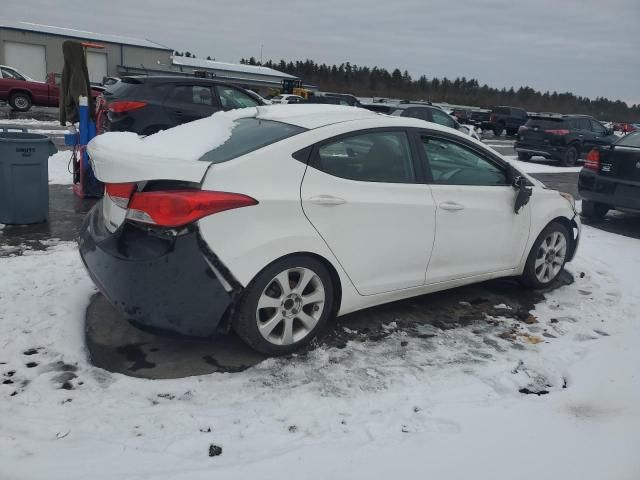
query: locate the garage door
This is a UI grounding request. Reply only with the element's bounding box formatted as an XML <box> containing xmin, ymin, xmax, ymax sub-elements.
<box><xmin>86</xmin><ymin>51</ymin><xmax>108</xmax><ymax>85</ymax></box>
<box><xmin>3</xmin><ymin>42</ymin><xmax>47</xmax><ymax>81</ymax></box>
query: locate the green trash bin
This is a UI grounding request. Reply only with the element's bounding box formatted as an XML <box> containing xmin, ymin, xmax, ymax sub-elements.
<box><xmin>0</xmin><ymin>128</ymin><xmax>57</xmax><ymax>225</ymax></box>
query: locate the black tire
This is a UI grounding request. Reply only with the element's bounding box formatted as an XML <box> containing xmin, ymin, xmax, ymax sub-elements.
<box><xmin>581</xmin><ymin>200</ymin><xmax>609</xmax><ymax>220</ymax></box>
<box><xmin>232</xmin><ymin>255</ymin><xmax>335</xmax><ymax>356</ymax></box>
<box><xmin>517</xmin><ymin>152</ymin><xmax>532</xmax><ymax>161</ymax></box>
<box><xmin>506</xmin><ymin>128</ymin><xmax>517</xmax><ymax>136</ymax></box>
<box><xmin>560</xmin><ymin>145</ymin><xmax>578</xmax><ymax>166</ymax></box>
<box><xmin>9</xmin><ymin>92</ymin><xmax>32</xmax><ymax>112</ymax></box>
<box><xmin>521</xmin><ymin>222</ymin><xmax>571</xmax><ymax>289</ymax></box>
<box><xmin>493</xmin><ymin>124</ymin><xmax>505</xmax><ymax>136</ymax></box>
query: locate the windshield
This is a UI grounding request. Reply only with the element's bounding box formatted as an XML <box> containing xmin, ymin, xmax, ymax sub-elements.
<box><xmin>616</xmin><ymin>131</ymin><xmax>640</xmax><ymax>148</ymax></box>
<box><xmin>1</xmin><ymin>67</ymin><xmax>26</xmax><ymax>81</ymax></box>
<box><xmin>199</xmin><ymin>118</ymin><xmax>306</xmax><ymax>163</ymax></box>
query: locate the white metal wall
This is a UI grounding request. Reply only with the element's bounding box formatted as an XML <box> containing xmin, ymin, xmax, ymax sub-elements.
<box><xmin>3</xmin><ymin>41</ymin><xmax>46</xmax><ymax>81</ymax></box>
<box><xmin>86</xmin><ymin>51</ymin><xmax>108</xmax><ymax>84</ymax></box>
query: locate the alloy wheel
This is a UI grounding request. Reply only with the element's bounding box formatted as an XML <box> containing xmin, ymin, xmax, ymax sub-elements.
<box><xmin>534</xmin><ymin>231</ymin><xmax>567</xmax><ymax>283</ymax></box>
<box><xmin>256</xmin><ymin>267</ymin><xmax>326</xmax><ymax>346</ymax></box>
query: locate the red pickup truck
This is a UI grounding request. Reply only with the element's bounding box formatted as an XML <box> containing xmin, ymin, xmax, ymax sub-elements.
<box><xmin>0</xmin><ymin>65</ymin><xmax>102</xmax><ymax>113</ymax></box>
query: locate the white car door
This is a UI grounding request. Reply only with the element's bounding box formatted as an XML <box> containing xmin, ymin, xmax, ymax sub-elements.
<box><xmin>418</xmin><ymin>133</ymin><xmax>531</xmax><ymax>284</ymax></box>
<box><xmin>301</xmin><ymin>129</ymin><xmax>436</xmax><ymax>296</ymax></box>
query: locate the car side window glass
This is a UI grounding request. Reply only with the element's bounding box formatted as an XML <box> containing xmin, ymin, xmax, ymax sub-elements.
<box><xmin>217</xmin><ymin>86</ymin><xmax>259</xmax><ymax>109</ymax></box>
<box><xmin>590</xmin><ymin>120</ymin><xmax>606</xmax><ymax>135</ymax></box>
<box><xmin>578</xmin><ymin>118</ymin><xmax>592</xmax><ymax>131</ymax></box>
<box><xmin>422</xmin><ymin>136</ymin><xmax>507</xmax><ymax>186</ymax></box>
<box><xmin>167</xmin><ymin>85</ymin><xmax>215</xmax><ymax>106</ymax></box>
<box><xmin>1</xmin><ymin>68</ymin><xmax>23</xmax><ymax>80</ymax></box>
<box><xmin>431</xmin><ymin>109</ymin><xmax>456</xmax><ymax>128</ymax></box>
<box><xmin>317</xmin><ymin>131</ymin><xmax>415</xmax><ymax>183</ymax></box>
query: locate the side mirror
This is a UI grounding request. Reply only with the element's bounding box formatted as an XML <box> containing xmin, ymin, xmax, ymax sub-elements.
<box><xmin>513</xmin><ymin>175</ymin><xmax>532</xmax><ymax>214</ymax></box>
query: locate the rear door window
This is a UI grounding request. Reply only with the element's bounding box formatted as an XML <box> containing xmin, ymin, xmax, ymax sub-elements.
<box><xmin>403</xmin><ymin>107</ymin><xmax>431</xmax><ymax>121</ymax></box>
<box><xmin>167</xmin><ymin>85</ymin><xmax>218</xmax><ymax>106</ymax></box>
<box><xmin>577</xmin><ymin>118</ymin><xmax>592</xmax><ymax>131</ymax></box>
<box><xmin>315</xmin><ymin>131</ymin><xmax>415</xmax><ymax>183</ymax></box>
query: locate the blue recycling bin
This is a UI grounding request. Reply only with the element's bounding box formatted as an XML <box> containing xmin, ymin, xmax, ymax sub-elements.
<box><xmin>0</xmin><ymin>128</ymin><xmax>57</xmax><ymax>224</ymax></box>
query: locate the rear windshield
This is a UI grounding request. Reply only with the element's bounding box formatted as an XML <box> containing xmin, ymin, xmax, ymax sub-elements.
<box><xmin>616</xmin><ymin>131</ymin><xmax>640</xmax><ymax>148</ymax></box>
<box><xmin>470</xmin><ymin>111</ymin><xmax>489</xmax><ymax>119</ymax></box>
<box><xmin>492</xmin><ymin>107</ymin><xmax>509</xmax><ymax>114</ymax></box>
<box><xmin>199</xmin><ymin>118</ymin><xmax>306</xmax><ymax>163</ymax></box>
<box><xmin>104</xmin><ymin>77</ymin><xmax>141</xmax><ymax>96</ymax></box>
<box><xmin>525</xmin><ymin>117</ymin><xmax>567</xmax><ymax>129</ymax></box>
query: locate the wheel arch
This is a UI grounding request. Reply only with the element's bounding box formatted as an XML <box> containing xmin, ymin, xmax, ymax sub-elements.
<box><xmin>9</xmin><ymin>89</ymin><xmax>33</xmax><ymax>101</ymax></box>
<box><xmin>544</xmin><ymin>215</ymin><xmax>579</xmax><ymax>262</ymax></box>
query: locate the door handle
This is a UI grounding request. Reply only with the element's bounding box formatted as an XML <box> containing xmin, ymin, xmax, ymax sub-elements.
<box><xmin>308</xmin><ymin>195</ymin><xmax>346</xmax><ymax>206</ymax></box>
<box><xmin>174</xmin><ymin>110</ymin><xmax>184</xmax><ymax>116</ymax></box>
<box><xmin>439</xmin><ymin>201</ymin><xmax>465</xmax><ymax>211</ymax></box>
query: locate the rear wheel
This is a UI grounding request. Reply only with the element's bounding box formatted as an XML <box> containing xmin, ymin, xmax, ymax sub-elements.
<box><xmin>560</xmin><ymin>145</ymin><xmax>578</xmax><ymax>166</ymax></box>
<box><xmin>493</xmin><ymin>123</ymin><xmax>505</xmax><ymax>136</ymax></box>
<box><xmin>581</xmin><ymin>200</ymin><xmax>609</xmax><ymax>220</ymax></box>
<box><xmin>232</xmin><ymin>256</ymin><xmax>334</xmax><ymax>355</ymax></box>
<box><xmin>521</xmin><ymin>222</ymin><xmax>570</xmax><ymax>289</ymax></box>
<box><xmin>506</xmin><ymin>128</ymin><xmax>517</xmax><ymax>136</ymax></box>
<box><xmin>9</xmin><ymin>92</ymin><xmax>32</xmax><ymax>112</ymax></box>
<box><xmin>517</xmin><ymin>152</ymin><xmax>532</xmax><ymax>161</ymax></box>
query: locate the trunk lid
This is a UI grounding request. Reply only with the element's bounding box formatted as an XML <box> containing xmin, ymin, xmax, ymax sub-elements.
<box><xmin>599</xmin><ymin>145</ymin><xmax>640</xmax><ymax>181</ymax></box>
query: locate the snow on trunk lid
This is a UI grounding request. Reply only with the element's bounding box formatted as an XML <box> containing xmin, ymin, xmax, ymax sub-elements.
<box><xmin>87</xmin><ymin>108</ymin><xmax>256</xmax><ymax>184</ymax></box>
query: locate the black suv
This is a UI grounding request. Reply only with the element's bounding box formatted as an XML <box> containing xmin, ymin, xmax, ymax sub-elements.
<box><xmin>488</xmin><ymin>106</ymin><xmax>528</xmax><ymax>136</ymax></box>
<box><xmin>390</xmin><ymin>102</ymin><xmax>459</xmax><ymax>130</ymax></box>
<box><xmin>515</xmin><ymin>114</ymin><xmax>616</xmax><ymax>166</ymax></box>
<box><xmin>98</xmin><ymin>76</ymin><xmax>264</xmax><ymax>135</ymax></box>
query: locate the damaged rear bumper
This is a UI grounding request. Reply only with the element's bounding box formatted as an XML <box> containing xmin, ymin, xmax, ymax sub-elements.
<box><xmin>78</xmin><ymin>202</ymin><xmax>240</xmax><ymax>337</ymax></box>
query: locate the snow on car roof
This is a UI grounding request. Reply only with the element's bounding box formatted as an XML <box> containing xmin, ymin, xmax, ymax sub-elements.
<box><xmin>255</xmin><ymin>104</ymin><xmax>381</xmax><ymax>129</ymax></box>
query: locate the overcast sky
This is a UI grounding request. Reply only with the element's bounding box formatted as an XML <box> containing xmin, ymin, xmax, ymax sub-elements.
<box><xmin>4</xmin><ymin>0</ymin><xmax>639</xmax><ymax>105</ymax></box>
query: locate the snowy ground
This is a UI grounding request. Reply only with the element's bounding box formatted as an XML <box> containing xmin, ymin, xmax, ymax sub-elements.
<box><xmin>1</xmin><ymin>222</ymin><xmax>639</xmax><ymax>479</ymax></box>
<box><xmin>48</xmin><ymin>151</ymin><xmax>73</xmax><ymax>185</ymax></box>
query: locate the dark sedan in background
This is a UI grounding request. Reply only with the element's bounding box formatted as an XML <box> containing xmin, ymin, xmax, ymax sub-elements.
<box><xmin>579</xmin><ymin>131</ymin><xmax>640</xmax><ymax>219</ymax></box>
<box><xmin>97</xmin><ymin>76</ymin><xmax>263</xmax><ymax>135</ymax></box>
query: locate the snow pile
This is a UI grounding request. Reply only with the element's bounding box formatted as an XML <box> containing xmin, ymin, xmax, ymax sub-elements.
<box><xmin>1</xmin><ymin>224</ymin><xmax>639</xmax><ymax>479</ymax></box>
<box><xmin>48</xmin><ymin>151</ymin><xmax>73</xmax><ymax>185</ymax></box>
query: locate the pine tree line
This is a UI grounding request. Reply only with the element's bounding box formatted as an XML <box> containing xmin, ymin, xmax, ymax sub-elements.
<box><xmin>240</xmin><ymin>57</ymin><xmax>639</xmax><ymax>122</ymax></box>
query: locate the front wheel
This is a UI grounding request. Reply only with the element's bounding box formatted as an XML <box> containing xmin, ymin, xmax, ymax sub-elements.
<box><xmin>232</xmin><ymin>256</ymin><xmax>335</xmax><ymax>355</ymax></box>
<box><xmin>9</xmin><ymin>92</ymin><xmax>32</xmax><ymax>112</ymax></box>
<box><xmin>521</xmin><ymin>222</ymin><xmax>570</xmax><ymax>289</ymax></box>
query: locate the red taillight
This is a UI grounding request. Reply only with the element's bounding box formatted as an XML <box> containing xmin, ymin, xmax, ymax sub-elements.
<box><xmin>105</xmin><ymin>182</ymin><xmax>137</xmax><ymax>208</ymax></box>
<box><xmin>107</xmin><ymin>101</ymin><xmax>147</xmax><ymax>114</ymax></box>
<box><xmin>544</xmin><ymin>129</ymin><xmax>570</xmax><ymax>135</ymax></box>
<box><xmin>490</xmin><ymin>114</ymin><xmax>496</xmax><ymax>122</ymax></box>
<box><xmin>585</xmin><ymin>149</ymin><xmax>600</xmax><ymax>171</ymax></box>
<box><xmin>126</xmin><ymin>190</ymin><xmax>258</xmax><ymax>228</ymax></box>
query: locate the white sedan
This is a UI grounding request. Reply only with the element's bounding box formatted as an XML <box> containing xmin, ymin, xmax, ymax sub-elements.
<box><xmin>270</xmin><ymin>94</ymin><xmax>306</xmax><ymax>104</ymax></box>
<box><xmin>81</xmin><ymin>105</ymin><xmax>580</xmax><ymax>355</ymax></box>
